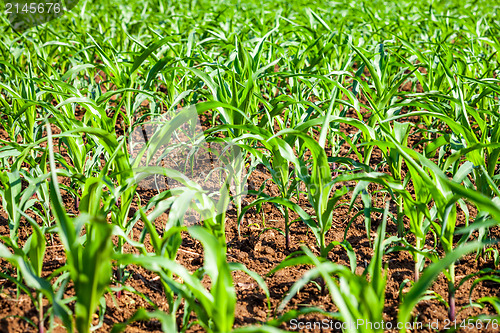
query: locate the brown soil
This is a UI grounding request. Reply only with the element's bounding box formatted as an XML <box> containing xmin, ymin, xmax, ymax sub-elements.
<box><xmin>0</xmin><ymin>160</ymin><xmax>499</xmax><ymax>332</ymax></box>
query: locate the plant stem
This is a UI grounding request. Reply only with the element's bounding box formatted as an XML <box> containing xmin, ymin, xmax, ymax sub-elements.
<box><xmin>320</xmin><ymin>224</ymin><xmax>326</xmax><ymax>257</ymax></box>
<box><xmin>448</xmin><ymin>264</ymin><xmax>456</xmax><ymax>322</ymax></box>
<box><xmin>75</xmin><ymin>193</ymin><xmax>79</xmax><ymax>212</ymax></box>
<box><xmin>364</xmin><ymin>145</ymin><xmax>374</xmax><ymax>166</ymax></box>
<box><xmin>415</xmin><ymin>238</ymin><xmax>422</xmax><ymax>282</ymax></box>
<box><xmin>397</xmin><ymin>195</ymin><xmax>404</xmax><ymax>238</ymax></box>
<box><xmin>38</xmin><ymin>293</ymin><xmax>44</xmax><ymax>333</ymax></box>
<box><xmin>117</xmin><ymin>238</ymin><xmax>123</xmax><ymax>299</ymax></box>
<box><xmin>284</xmin><ymin>208</ymin><xmax>290</xmax><ymax>250</ymax></box>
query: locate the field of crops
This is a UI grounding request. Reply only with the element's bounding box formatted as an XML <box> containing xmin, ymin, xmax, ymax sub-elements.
<box><xmin>1</xmin><ymin>0</ymin><xmax>500</xmax><ymax>332</ymax></box>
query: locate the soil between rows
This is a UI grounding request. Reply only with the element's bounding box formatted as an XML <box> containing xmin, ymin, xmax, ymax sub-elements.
<box><xmin>0</xmin><ymin>83</ymin><xmax>499</xmax><ymax>332</ymax></box>
<box><xmin>0</xmin><ymin>160</ymin><xmax>499</xmax><ymax>332</ymax></box>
